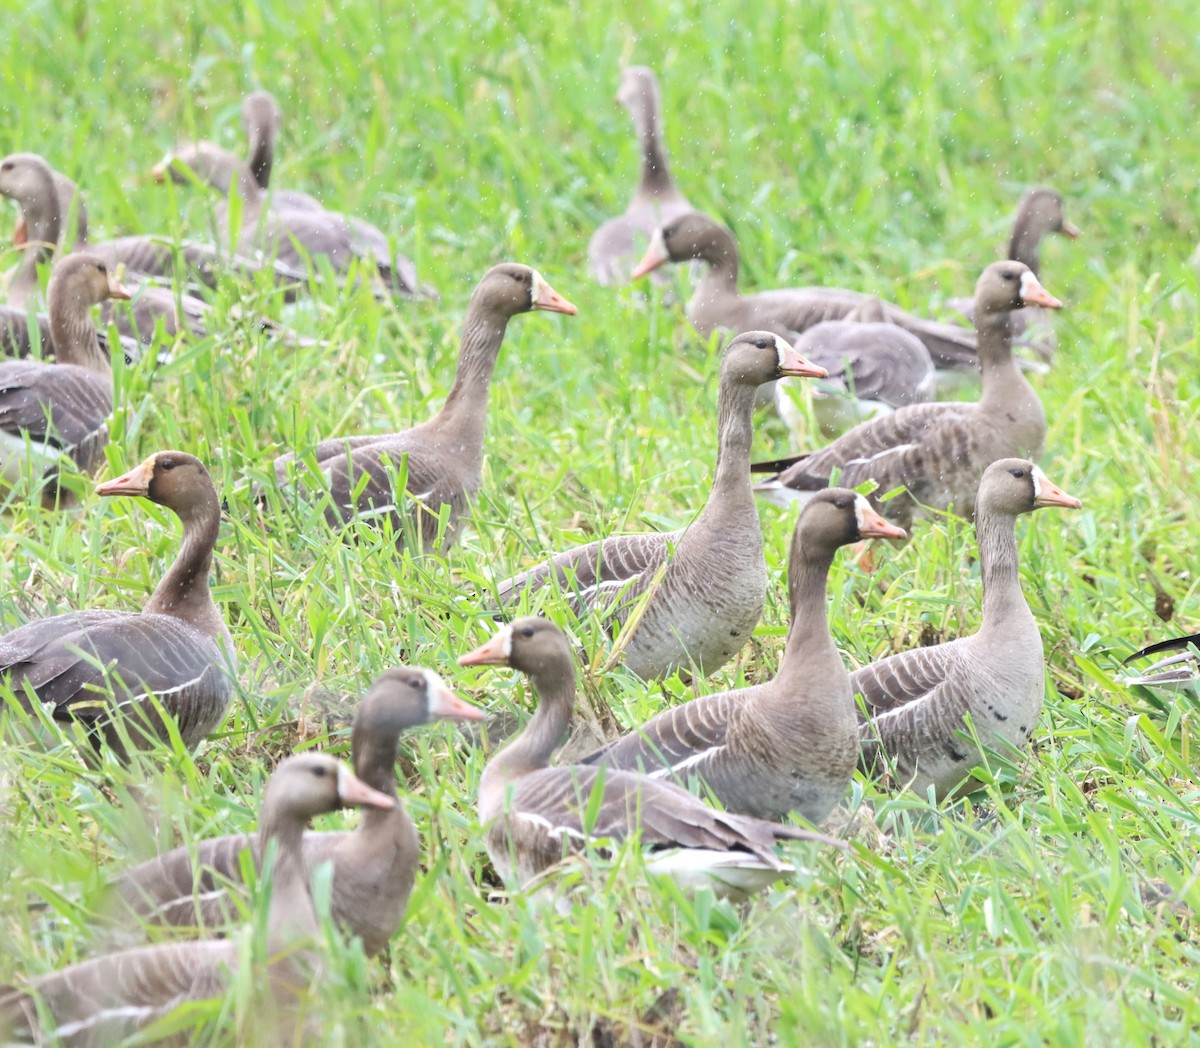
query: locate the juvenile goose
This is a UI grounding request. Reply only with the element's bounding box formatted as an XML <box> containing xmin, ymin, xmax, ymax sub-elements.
<box><xmin>580</xmin><ymin>491</ymin><xmax>907</xmax><ymax>823</ymax></box>
<box><xmin>949</xmin><ymin>187</ymin><xmax>1079</xmax><ymax>361</ymax></box>
<box><xmin>632</xmin><ymin>210</ymin><xmax>980</xmax><ymax>370</ymax></box>
<box><xmin>272</xmin><ymin>263</ymin><xmax>576</xmax><ymax>549</ymax></box>
<box><xmin>496</xmin><ymin>331</ymin><xmax>827</xmax><ymax>681</ymax></box>
<box><xmin>588</xmin><ymin>67</ymin><xmax>693</xmax><ymax>286</ymax></box>
<box><xmin>0</xmin><ymin>253</ymin><xmax>129</xmax><ymax>503</ymax></box>
<box><xmin>855</xmin><ymin>459</ymin><xmax>1081</xmax><ymax>799</ymax></box>
<box><xmin>752</xmin><ymin>262</ymin><xmax>1062</xmax><ymax>530</ymax></box>
<box><xmin>0</xmin><ymin>452</ymin><xmax>235</xmax><ymax>760</ymax></box>
<box><xmin>774</xmin><ymin>295</ymin><xmax>937</xmax><ymax>436</ymax></box>
<box><xmin>0</xmin><ymin>754</ymin><xmax>394</xmax><ymax>1048</ymax></box>
<box><xmin>108</xmin><ymin>667</ymin><xmax>485</xmax><ymax>956</ymax></box>
<box><xmin>460</xmin><ymin>618</ymin><xmax>842</xmax><ymax>896</ymax></box>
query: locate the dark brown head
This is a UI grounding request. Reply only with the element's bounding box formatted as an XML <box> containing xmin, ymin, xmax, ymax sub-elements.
<box><xmin>796</xmin><ymin>489</ymin><xmax>908</xmax><ymax>552</ymax></box>
<box><xmin>264</xmin><ymin>753</ymin><xmax>395</xmax><ymax>824</ymax></box>
<box><xmin>722</xmin><ymin>330</ymin><xmax>828</xmax><ymax>388</ymax></box>
<box><xmin>459</xmin><ymin>617</ymin><xmax>576</xmax><ymax>685</ymax></box>
<box><xmin>47</xmin><ymin>253</ymin><xmax>132</xmax><ymax>311</ymax></box>
<box><xmin>632</xmin><ymin>211</ymin><xmax>737</xmax><ymax>278</ymax></box>
<box><xmin>973</xmin><ymin>261</ymin><xmax>1063</xmax><ymax>317</ymax></box>
<box><xmin>975</xmin><ymin>458</ymin><xmax>1082</xmax><ymax>518</ymax></box>
<box><xmin>94</xmin><ymin>451</ymin><xmax>217</xmax><ymax>521</ymax></box>
<box><xmin>1015</xmin><ymin>187</ymin><xmax>1080</xmax><ymax>242</ymax></box>
<box><xmin>471</xmin><ymin>264</ymin><xmax>578</xmax><ymax>319</ymax></box>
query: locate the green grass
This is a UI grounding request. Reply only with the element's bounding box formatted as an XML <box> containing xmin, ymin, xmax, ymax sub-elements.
<box><xmin>2</xmin><ymin>0</ymin><xmax>1200</xmax><ymax>1043</ymax></box>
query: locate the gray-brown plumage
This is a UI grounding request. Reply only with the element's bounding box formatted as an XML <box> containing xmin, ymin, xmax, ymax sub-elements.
<box><xmin>10</xmin><ymin>167</ymin><xmax>87</xmax><ymax>251</ymax></box>
<box><xmin>0</xmin><ymin>754</ymin><xmax>394</xmax><ymax>1048</ymax></box>
<box><xmin>588</xmin><ymin>67</ymin><xmax>693</xmax><ymax>286</ymax></box>
<box><xmin>855</xmin><ymin>459</ymin><xmax>1081</xmax><ymax>799</ymax></box>
<box><xmin>496</xmin><ymin>331</ymin><xmax>827</xmax><ymax>681</ymax></box>
<box><xmin>0</xmin><ymin>152</ymin><xmax>61</xmax><ymax>306</ymax></box>
<box><xmin>752</xmin><ymin>262</ymin><xmax>1062</xmax><ymax>530</ymax></box>
<box><xmin>460</xmin><ymin>618</ymin><xmax>842</xmax><ymax>896</ymax></box>
<box><xmin>272</xmin><ymin>264</ymin><xmax>576</xmax><ymax>549</ymax></box>
<box><xmin>580</xmin><ymin>492</ymin><xmax>907</xmax><ymax>823</ymax></box>
<box><xmin>948</xmin><ymin>187</ymin><xmax>1079</xmax><ymax>361</ymax></box>
<box><xmin>632</xmin><ymin>210</ymin><xmax>981</xmax><ymax>370</ymax></box>
<box><xmin>0</xmin><ymin>253</ymin><xmax>129</xmax><ymax>503</ymax></box>
<box><xmin>107</xmin><ymin>667</ymin><xmax>484</xmax><ymax>956</ymax></box>
<box><xmin>0</xmin><ymin>451</ymin><xmax>235</xmax><ymax>760</ymax></box>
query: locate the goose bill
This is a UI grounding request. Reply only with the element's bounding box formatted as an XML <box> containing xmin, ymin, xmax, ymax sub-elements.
<box><xmin>94</xmin><ymin>457</ymin><xmax>156</xmax><ymax>498</ymax></box>
<box><xmin>855</xmin><ymin>498</ymin><xmax>908</xmax><ymax>540</ymax></box>
<box><xmin>778</xmin><ymin>344</ymin><xmax>829</xmax><ymax>380</ymax></box>
<box><xmin>336</xmin><ymin>764</ymin><xmax>396</xmax><ymax>810</ymax></box>
<box><xmin>458</xmin><ymin>625</ymin><xmax>513</xmax><ymax>667</ymax></box>
<box><xmin>530</xmin><ymin>272</ymin><xmax>578</xmax><ymax>315</ymax></box>
<box><xmin>1031</xmin><ymin>469</ymin><xmax>1082</xmax><ymax>510</ymax></box>
<box><xmin>109</xmin><ymin>279</ymin><xmax>133</xmax><ymax>301</ymax></box>
<box><xmin>1018</xmin><ymin>271</ymin><xmax>1063</xmax><ymax>310</ymax></box>
<box><xmin>428</xmin><ymin>678</ymin><xmax>487</xmax><ymax>721</ymax></box>
<box><xmin>631</xmin><ymin>229</ymin><xmax>669</xmax><ymax>280</ymax></box>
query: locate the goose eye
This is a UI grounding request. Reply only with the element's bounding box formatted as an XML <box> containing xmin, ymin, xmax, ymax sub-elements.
<box><xmin>833</xmin><ymin>497</ymin><xmax>850</xmax><ymax>510</ymax></box>
<box><xmin>754</xmin><ymin>337</ymin><xmax>771</xmax><ymax>349</ymax></box>
<box><xmin>1010</xmin><ymin>468</ymin><xmax>1026</xmax><ymax>479</ymax></box>
<box><xmin>0</xmin><ymin>162</ymin><xmax>11</xmax><ymax>173</ymax></box>
<box><xmin>96</xmin><ymin>263</ymin><xmax>107</xmax><ymax>275</ymax></box>
<box><xmin>519</xmin><ymin>626</ymin><xmax>535</xmax><ymax>638</ymax></box>
<box><xmin>1001</xmin><ymin>269</ymin><xmax>1018</xmax><ymax>281</ymax></box>
<box><xmin>312</xmin><ymin>765</ymin><xmax>327</xmax><ymax>778</ymax></box>
<box><xmin>159</xmin><ymin>458</ymin><xmax>176</xmax><ymax>471</ymax></box>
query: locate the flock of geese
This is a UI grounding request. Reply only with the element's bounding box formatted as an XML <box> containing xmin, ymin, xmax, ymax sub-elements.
<box><xmin>0</xmin><ymin>68</ymin><xmax>1188</xmax><ymax>1044</ymax></box>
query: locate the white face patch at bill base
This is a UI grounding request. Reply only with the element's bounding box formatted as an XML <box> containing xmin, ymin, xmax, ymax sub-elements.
<box><xmin>853</xmin><ymin>494</ymin><xmax>875</xmax><ymax>534</ymax></box>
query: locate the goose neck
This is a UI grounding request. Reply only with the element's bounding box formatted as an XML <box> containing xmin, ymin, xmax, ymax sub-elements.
<box><xmin>143</xmin><ymin>488</ymin><xmax>223</xmax><ymax>635</ymax></box>
<box><xmin>977</xmin><ymin>508</ymin><xmax>1028</xmax><ymax>624</ymax></box>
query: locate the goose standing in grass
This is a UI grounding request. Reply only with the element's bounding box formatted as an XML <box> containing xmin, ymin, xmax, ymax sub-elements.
<box><xmin>272</xmin><ymin>263</ymin><xmax>576</xmax><ymax>550</ymax></box>
<box><xmin>496</xmin><ymin>331</ymin><xmax>827</xmax><ymax>681</ymax></box>
<box><xmin>631</xmin><ymin>210</ymin><xmax>980</xmax><ymax>370</ymax></box>
<box><xmin>0</xmin><ymin>452</ymin><xmax>234</xmax><ymax>760</ymax></box>
<box><xmin>948</xmin><ymin>187</ymin><xmax>1079</xmax><ymax>362</ymax></box>
<box><xmin>752</xmin><ymin>262</ymin><xmax>1062</xmax><ymax>530</ymax></box>
<box><xmin>855</xmin><ymin>459</ymin><xmax>1081</xmax><ymax>799</ymax></box>
<box><xmin>459</xmin><ymin>618</ymin><xmax>842</xmax><ymax>897</ymax></box>
<box><xmin>0</xmin><ymin>754</ymin><xmax>393</xmax><ymax>1047</ymax></box>
<box><xmin>581</xmin><ymin>491</ymin><xmax>907</xmax><ymax>823</ymax></box>
<box><xmin>107</xmin><ymin>667</ymin><xmax>485</xmax><ymax>956</ymax></box>
<box><xmin>0</xmin><ymin>253</ymin><xmax>129</xmax><ymax>504</ymax></box>
<box><xmin>588</xmin><ymin>66</ymin><xmax>693</xmax><ymax>286</ymax></box>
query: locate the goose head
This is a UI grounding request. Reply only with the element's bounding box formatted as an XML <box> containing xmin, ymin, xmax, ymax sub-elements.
<box><xmin>798</xmin><ymin>489</ymin><xmax>909</xmax><ymax>548</ymax></box>
<box><xmin>472</xmin><ymin>264</ymin><xmax>578</xmax><ymax>318</ymax></box>
<box><xmin>632</xmin><ymin>211</ymin><xmax>736</xmax><ymax>277</ymax></box>
<box><xmin>722</xmin><ymin>330</ymin><xmax>828</xmax><ymax>386</ymax></box>
<box><xmin>977</xmin><ymin>458</ymin><xmax>1082</xmax><ymax>517</ymax></box>
<box><xmin>974</xmin><ymin>261</ymin><xmax>1063</xmax><ymax>316</ymax></box>
<box><xmin>47</xmin><ymin>253</ymin><xmax>132</xmax><ymax>310</ymax></box>
<box><xmin>95</xmin><ymin>451</ymin><xmax>217</xmax><ymax>522</ymax></box>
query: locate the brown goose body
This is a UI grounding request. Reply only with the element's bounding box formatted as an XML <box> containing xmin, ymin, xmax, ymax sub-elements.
<box><xmin>460</xmin><ymin>619</ymin><xmax>842</xmax><ymax>896</ymax></box>
<box><xmin>0</xmin><ymin>452</ymin><xmax>235</xmax><ymax>759</ymax></box>
<box><xmin>752</xmin><ymin>262</ymin><xmax>1062</xmax><ymax>530</ymax></box>
<box><xmin>272</xmin><ymin>264</ymin><xmax>576</xmax><ymax>549</ymax></box>
<box><xmin>0</xmin><ymin>253</ymin><xmax>129</xmax><ymax>501</ymax></box>
<box><xmin>855</xmin><ymin>460</ymin><xmax>1081</xmax><ymax>799</ymax></box>
<box><xmin>581</xmin><ymin>492</ymin><xmax>906</xmax><ymax>822</ymax></box>
<box><xmin>633</xmin><ymin>211</ymin><xmax>980</xmax><ymax>371</ymax></box>
<box><xmin>496</xmin><ymin>332</ymin><xmax>827</xmax><ymax>681</ymax></box>
<box><xmin>108</xmin><ymin>668</ymin><xmax>484</xmax><ymax>956</ymax></box>
<box><xmin>588</xmin><ymin>67</ymin><xmax>692</xmax><ymax>286</ymax></box>
<box><xmin>0</xmin><ymin>755</ymin><xmax>394</xmax><ymax>1047</ymax></box>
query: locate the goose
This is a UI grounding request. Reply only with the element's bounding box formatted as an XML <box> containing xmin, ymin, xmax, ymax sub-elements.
<box><xmin>0</xmin><ymin>451</ymin><xmax>235</xmax><ymax>760</ymax></box>
<box><xmin>1123</xmin><ymin>633</ymin><xmax>1200</xmax><ymax>690</ymax></box>
<box><xmin>588</xmin><ymin>67</ymin><xmax>693</xmax><ymax>286</ymax></box>
<box><xmin>0</xmin><ymin>253</ymin><xmax>129</xmax><ymax>504</ymax></box>
<box><xmin>495</xmin><ymin>331</ymin><xmax>827</xmax><ymax>681</ymax></box>
<box><xmin>580</xmin><ymin>490</ymin><xmax>907</xmax><ymax>823</ymax></box>
<box><xmin>10</xmin><ymin>167</ymin><xmax>87</xmax><ymax>250</ymax></box>
<box><xmin>459</xmin><ymin>618</ymin><xmax>843</xmax><ymax>897</ymax></box>
<box><xmin>0</xmin><ymin>152</ymin><xmax>60</xmax><ymax>306</ymax></box>
<box><xmin>271</xmin><ymin>263</ymin><xmax>576</xmax><ymax>550</ymax></box>
<box><xmin>773</xmin><ymin>295</ymin><xmax>936</xmax><ymax>436</ymax></box>
<box><xmin>631</xmin><ymin>210</ymin><xmax>981</xmax><ymax>371</ymax></box>
<box><xmin>0</xmin><ymin>754</ymin><xmax>394</xmax><ymax>1047</ymax></box>
<box><xmin>855</xmin><ymin>459</ymin><xmax>1081</xmax><ymax>799</ymax></box>
<box><xmin>107</xmin><ymin>667</ymin><xmax>485</xmax><ymax>956</ymax></box>
<box><xmin>948</xmin><ymin>187</ymin><xmax>1079</xmax><ymax>362</ymax></box>
<box><xmin>751</xmin><ymin>262</ymin><xmax>1062</xmax><ymax>530</ymax></box>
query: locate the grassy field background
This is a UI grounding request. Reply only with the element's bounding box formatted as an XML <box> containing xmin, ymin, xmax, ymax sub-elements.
<box><xmin>2</xmin><ymin>0</ymin><xmax>1200</xmax><ymax>1043</ymax></box>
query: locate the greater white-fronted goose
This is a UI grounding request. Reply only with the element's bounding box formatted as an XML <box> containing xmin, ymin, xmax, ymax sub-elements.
<box><xmin>10</xmin><ymin>167</ymin><xmax>87</xmax><ymax>251</ymax></box>
<box><xmin>632</xmin><ymin>210</ymin><xmax>980</xmax><ymax>370</ymax></box>
<box><xmin>496</xmin><ymin>331</ymin><xmax>826</xmax><ymax>680</ymax></box>
<box><xmin>588</xmin><ymin>67</ymin><xmax>693</xmax><ymax>286</ymax></box>
<box><xmin>855</xmin><ymin>459</ymin><xmax>1081</xmax><ymax>799</ymax></box>
<box><xmin>108</xmin><ymin>667</ymin><xmax>485</xmax><ymax>955</ymax></box>
<box><xmin>272</xmin><ymin>263</ymin><xmax>576</xmax><ymax>549</ymax></box>
<box><xmin>774</xmin><ymin>295</ymin><xmax>937</xmax><ymax>436</ymax></box>
<box><xmin>752</xmin><ymin>262</ymin><xmax>1062</xmax><ymax>530</ymax></box>
<box><xmin>0</xmin><ymin>451</ymin><xmax>235</xmax><ymax>759</ymax></box>
<box><xmin>0</xmin><ymin>754</ymin><xmax>393</xmax><ymax>1047</ymax></box>
<box><xmin>0</xmin><ymin>253</ymin><xmax>129</xmax><ymax>503</ymax></box>
<box><xmin>1123</xmin><ymin>634</ymin><xmax>1200</xmax><ymax>690</ymax></box>
<box><xmin>0</xmin><ymin>152</ymin><xmax>60</xmax><ymax>307</ymax></box>
<box><xmin>580</xmin><ymin>491</ymin><xmax>906</xmax><ymax>823</ymax></box>
<box><xmin>948</xmin><ymin>187</ymin><xmax>1079</xmax><ymax>362</ymax></box>
<box><xmin>459</xmin><ymin>618</ymin><xmax>842</xmax><ymax>896</ymax></box>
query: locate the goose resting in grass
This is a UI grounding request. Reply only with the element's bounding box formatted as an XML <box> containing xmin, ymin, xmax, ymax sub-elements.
<box><xmin>496</xmin><ymin>331</ymin><xmax>827</xmax><ymax>681</ymax></box>
<box><xmin>855</xmin><ymin>459</ymin><xmax>1081</xmax><ymax>799</ymax></box>
<box><xmin>460</xmin><ymin>618</ymin><xmax>843</xmax><ymax>897</ymax></box>
<box><xmin>588</xmin><ymin>66</ymin><xmax>693</xmax><ymax>286</ymax></box>
<box><xmin>0</xmin><ymin>452</ymin><xmax>234</xmax><ymax>760</ymax></box>
<box><xmin>0</xmin><ymin>754</ymin><xmax>393</xmax><ymax>1048</ymax></box>
<box><xmin>581</xmin><ymin>490</ymin><xmax>907</xmax><ymax>823</ymax></box>
<box><xmin>752</xmin><ymin>262</ymin><xmax>1062</xmax><ymax>531</ymax></box>
<box><xmin>0</xmin><ymin>253</ymin><xmax>128</xmax><ymax>504</ymax></box>
<box><xmin>107</xmin><ymin>667</ymin><xmax>485</xmax><ymax>956</ymax></box>
<box><xmin>272</xmin><ymin>263</ymin><xmax>576</xmax><ymax>550</ymax></box>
